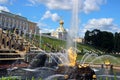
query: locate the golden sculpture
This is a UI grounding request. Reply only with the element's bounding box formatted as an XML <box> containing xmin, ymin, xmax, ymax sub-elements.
<box><xmin>104</xmin><ymin>59</ymin><xmax>111</xmax><ymax>66</ymax></box>
<box><xmin>67</xmin><ymin>47</ymin><xmax>77</xmax><ymax>66</ymax></box>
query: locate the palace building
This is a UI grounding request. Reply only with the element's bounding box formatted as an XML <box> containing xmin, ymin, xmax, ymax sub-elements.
<box><xmin>0</xmin><ymin>10</ymin><xmax>39</xmax><ymax>35</ymax></box>
<box><xmin>51</xmin><ymin>20</ymin><xmax>67</xmax><ymax>40</ymax></box>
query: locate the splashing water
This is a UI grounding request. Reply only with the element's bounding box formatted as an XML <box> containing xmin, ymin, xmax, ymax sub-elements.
<box><xmin>44</xmin><ymin>74</ymin><xmax>65</xmax><ymax>80</ymax></box>
<box><xmin>82</xmin><ymin>53</ymin><xmax>98</xmax><ymax>65</ymax></box>
<box><xmin>80</xmin><ymin>53</ymin><xmax>90</xmax><ymax>64</ymax></box>
<box><xmin>67</xmin><ymin>0</ymin><xmax>79</xmax><ymax>49</ymax></box>
<box><xmin>89</xmin><ymin>55</ymin><xmax>120</xmax><ymax>66</ymax></box>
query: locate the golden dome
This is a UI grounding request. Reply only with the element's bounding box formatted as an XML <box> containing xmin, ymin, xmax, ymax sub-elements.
<box><xmin>59</xmin><ymin>20</ymin><xmax>64</xmax><ymax>24</ymax></box>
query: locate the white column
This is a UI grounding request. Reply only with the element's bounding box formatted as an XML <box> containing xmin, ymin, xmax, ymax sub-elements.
<box><xmin>25</xmin><ymin>22</ymin><xmax>28</xmax><ymax>35</ymax></box>
<box><xmin>18</xmin><ymin>20</ymin><xmax>20</xmax><ymax>29</ymax></box>
<box><xmin>19</xmin><ymin>21</ymin><xmax>21</xmax><ymax>35</ymax></box>
<box><xmin>4</xmin><ymin>17</ymin><xmax>6</xmax><ymax>28</ymax></box>
<box><xmin>2</xmin><ymin>16</ymin><xmax>4</xmax><ymax>28</ymax></box>
<box><xmin>21</xmin><ymin>21</ymin><xmax>23</xmax><ymax>30</ymax></box>
<box><xmin>9</xmin><ymin>18</ymin><xmax>12</xmax><ymax>28</ymax></box>
<box><xmin>0</xmin><ymin>15</ymin><xmax>2</xmax><ymax>27</ymax></box>
<box><xmin>6</xmin><ymin>17</ymin><xmax>8</xmax><ymax>28</ymax></box>
<box><xmin>7</xmin><ymin>17</ymin><xmax>10</xmax><ymax>29</ymax></box>
<box><xmin>23</xmin><ymin>22</ymin><xmax>25</xmax><ymax>30</ymax></box>
<box><xmin>16</xmin><ymin>20</ymin><xmax>18</xmax><ymax>28</ymax></box>
<box><xmin>5</xmin><ymin>17</ymin><xmax>7</xmax><ymax>28</ymax></box>
<box><xmin>1</xmin><ymin>16</ymin><xmax>3</xmax><ymax>27</ymax></box>
<box><xmin>14</xmin><ymin>20</ymin><xmax>16</xmax><ymax>28</ymax></box>
<box><xmin>26</xmin><ymin>22</ymin><xmax>29</xmax><ymax>33</ymax></box>
<box><xmin>12</xmin><ymin>19</ymin><xmax>14</xmax><ymax>28</ymax></box>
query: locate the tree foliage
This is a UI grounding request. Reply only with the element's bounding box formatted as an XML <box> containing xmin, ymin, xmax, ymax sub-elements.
<box><xmin>84</xmin><ymin>29</ymin><xmax>117</xmax><ymax>52</ymax></box>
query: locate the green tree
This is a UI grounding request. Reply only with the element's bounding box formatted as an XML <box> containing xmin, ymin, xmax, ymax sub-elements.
<box><xmin>84</xmin><ymin>29</ymin><xmax>114</xmax><ymax>52</ymax></box>
<box><xmin>84</xmin><ymin>30</ymin><xmax>91</xmax><ymax>44</ymax></box>
<box><xmin>100</xmin><ymin>31</ymin><xmax>114</xmax><ymax>52</ymax></box>
<box><xmin>114</xmin><ymin>32</ymin><xmax>120</xmax><ymax>52</ymax></box>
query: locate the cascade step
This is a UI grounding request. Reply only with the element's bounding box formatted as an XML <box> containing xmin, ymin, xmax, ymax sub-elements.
<box><xmin>0</xmin><ymin>58</ymin><xmax>24</xmax><ymax>60</ymax></box>
<box><xmin>0</xmin><ymin>53</ymin><xmax>21</xmax><ymax>55</ymax></box>
<box><xmin>0</xmin><ymin>49</ymin><xmax>16</xmax><ymax>53</ymax></box>
<box><xmin>0</xmin><ymin>28</ymin><xmax>43</xmax><ymax>54</ymax></box>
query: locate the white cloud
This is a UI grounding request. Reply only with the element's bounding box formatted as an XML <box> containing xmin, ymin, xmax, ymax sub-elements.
<box><xmin>41</xmin><ymin>10</ymin><xmax>60</xmax><ymax>22</ymax></box>
<box><xmin>40</xmin><ymin>28</ymin><xmax>55</xmax><ymax>33</ymax></box>
<box><xmin>28</xmin><ymin>0</ymin><xmax>106</xmax><ymax>13</ymax></box>
<box><xmin>0</xmin><ymin>0</ymin><xmax>15</xmax><ymax>5</ymax></box>
<box><xmin>46</xmin><ymin>0</ymin><xmax>71</xmax><ymax>10</ymax></box>
<box><xmin>0</xmin><ymin>6</ymin><xmax>9</xmax><ymax>12</ymax></box>
<box><xmin>84</xmin><ymin>18</ymin><xmax>120</xmax><ymax>33</ymax></box>
<box><xmin>17</xmin><ymin>13</ymin><xmax>22</xmax><ymax>16</ymax></box>
<box><xmin>37</xmin><ymin>22</ymin><xmax>48</xmax><ymax>28</ymax></box>
<box><xmin>37</xmin><ymin>21</ymin><xmax>55</xmax><ymax>33</ymax></box>
<box><xmin>0</xmin><ymin>0</ymin><xmax>8</xmax><ymax>4</ymax></box>
<box><xmin>41</xmin><ymin>11</ymin><xmax>51</xmax><ymax>20</ymax></box>
<box><xmin>28</xmin><ymin>0</ymin><xmax>71</xmax><ymax>10</ymax></box>
<box><xmin>51</xmin><ymin>13</ymin><xmax>60</xmax><ymax>22</ymax></box>
<box><xmin>83</xmin><ymin>0</ymin><xmax>106</xmax><ymax>13</ymax></box>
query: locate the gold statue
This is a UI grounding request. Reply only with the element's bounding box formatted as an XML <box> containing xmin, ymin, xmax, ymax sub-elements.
<box><xmin>67</xmin><ymin>47</ymin><xmax>77</xmax><ymax>66</ymax></box>
<box><xmin>58</xmin><ymin>47</ymin><xmax>77</xmax><ymax>67</ymax></box>
<box><xmin>104</xmin><ymin>59</ymin><xmax>111</xmax><ymax>66</ymax></box>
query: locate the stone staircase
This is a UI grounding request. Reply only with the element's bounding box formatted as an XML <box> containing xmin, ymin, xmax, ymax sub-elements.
<box><xmin>0</xmin><ymin>28</ymin><xmax>42</xmax><ymax>64</ymax></box>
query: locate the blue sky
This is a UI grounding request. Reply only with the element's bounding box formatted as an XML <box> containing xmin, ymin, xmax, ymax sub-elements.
<box><xmin>0</xmin><ymin>0</ymin><xmax>120</xmax><ymax>37</ymax></box>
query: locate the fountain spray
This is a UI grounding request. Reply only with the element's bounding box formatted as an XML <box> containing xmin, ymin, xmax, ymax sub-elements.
<box><xmin>67</xmin><ymin>0</ymin><xmax>79</xmax><ymax>49</ymax></box>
